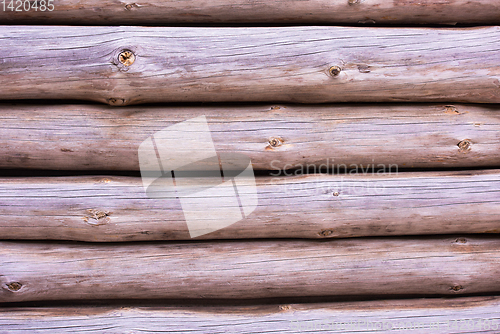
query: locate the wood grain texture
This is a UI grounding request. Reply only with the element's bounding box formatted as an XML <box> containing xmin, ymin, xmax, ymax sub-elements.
<box><xmin>1</xmin><ymin>103</ymin><xmax>500</xmax><ymax>171</ymax></box>
<box><xmin>0</xmin><ymin>0</ymin><xmax>499</xmax><ymax>25</ymax></box>
<box><xmin>1</xmin><ymin>237</ymin><xmax>500</xmax><ymax>302</ymax></box>
<box><xmin>0</xmin><ymin>171</ymin><xmax>499</xmax><ymax>241</ymax></box>
<box><xmin>0</xmin><ymin>296</ymin><xmax>500</xmax><ymax>334</ymax></box>
<box><xmin>1</xmin><ymin>26</ymin><xmax>499</xmax><ymax>105</ymax></box>
<box><xmin>1</xmin><ymin>297</ymin><xmax>500</xmax><ymax>333</ymax></box>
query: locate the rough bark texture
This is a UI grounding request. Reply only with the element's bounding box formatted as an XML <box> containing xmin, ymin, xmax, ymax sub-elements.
<box><xmin>1</xmin><ymin>26</ymin><xmax>500</xmax><ymax>105</ymax></box>
<box><xmin>0</xmin><ymin>171</ymin><xmax>499</xmax><ymax>241</ymax></box>
<box><xmin>1</xmin><ymin>297</ymin><xmax>500</xmax><ymax>333</ymax></box>
<box><xmin>0</xmin><ymin>0</ymin><xmax>499</xmax><ymax>25</ymax></box>
<box><xmin>1</xmin><ymin>237</ymin><xmax>500</xmax><ymax>302</ymax></box>
<box><xmin>1</xmin><ymin>103</ymin><xmax>499</xmax><ymax>171</ymax></box>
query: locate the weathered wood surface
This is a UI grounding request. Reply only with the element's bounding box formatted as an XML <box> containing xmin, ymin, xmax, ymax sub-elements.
<box><xmin>1</xmin><ymin>103</ymin><xmax>499</xmax><ymax>171</ymax></box>
<box><xmin>1</xmin><ymin>237</ymin><xmax>500</xmax><ymax>302</ymax></box>
<box><xmin>1</xmin><ymin>26</ymin><xmax>500</xmax><ymax>105</ymax></box>
<box><xmin>0</xmin><ymin>0</ymin><xmax>499</xmax><ymax>25</ymax></box>
<box><xmin>1</xmin><ymin>297</ymin><xmax>500</xmax><ymax>333</ymax></box>
<box><xmin>0</xmin><ymin>171</ymin><xmax>499</xmax><ymax>241</ymax></box>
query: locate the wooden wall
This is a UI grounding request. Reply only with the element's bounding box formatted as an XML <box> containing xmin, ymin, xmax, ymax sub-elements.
<box><xmin>0</xmin><ymin>1</ymin><xmax>499</xmax><ymax>333</ymax></box>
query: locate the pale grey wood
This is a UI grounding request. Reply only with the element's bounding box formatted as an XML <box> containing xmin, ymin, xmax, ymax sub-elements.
<box><xmin>1</xmin><ymin>297</ymin><xmax>500</xmax><ymax>333</ymax></box>
<box><xmin>1</xmin><ymin>103</ymin><xmax>499</xmax><ymax>171</ymax></box>
<box><xmin>0</xmin><ymin>0</ymin><xmax>499</xmax><ymax>25</ymax></box>
<box><xmin>1</xmin><ymin>26</ymin><xmax>499</xmax><ymax>105</ymax></box>
<box><xmin>0</xmin><ymin>171</ymin><xmax>499</xmax><ymax>241</ymax></box>
<box><xmin>1</xmin><ymin>237</ymin><xmax>500</xmax><ymax>302</ymax></box>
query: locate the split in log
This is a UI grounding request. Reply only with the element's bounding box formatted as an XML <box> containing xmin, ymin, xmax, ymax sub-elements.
<box><xmin>1</xmin><ymin>236</ymin><xmax>500</xmax><ymax>302</ymax></box>
<box><xmin>0</xmin><ymin>171</ymin><xmax>499</xmax><ymax>241</ymax></box>
<box><xmin>0</xmin><ymin>103</ymin><xmax>499</xmax><ymax>171</ymax></box>
<box><xmin>1</xmin><ymin>26</ymin><xmax>500</xmax><ymax>105</ymax></box>
<box><xmin>0</xmin><ymin>0</ymin><xmax>499</xmax><ymax>25</ymax></box>
<box><xmin>1</xmin><ymin>296</ymin><xmax>500</xmax><ymax>333</ymax></box>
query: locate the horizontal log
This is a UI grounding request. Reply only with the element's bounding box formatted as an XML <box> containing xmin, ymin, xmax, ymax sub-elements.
<box><xmin>1</xmin><ymin>297</ymin><xmax>500</xmax><ymax>333</ymax></box>
<box><xmin>0</xmin><ymin>171</ymin><xmax>499</xmax><ymax>241</ymax></box>
<box><xmin>1</xmin><ymin>103</ymin><xmax>499</xmax><ymax>171</ymax></box>
<box><xmin>1</xmin><ymin>237</ymin><xmax>500</xmax><ymax>302</ymax></box>
<box><xmin>0</xmin><ymin>0</ymin><xmax>499</xmax><ymax>25</ymax></box>
<box><xmin>1</xmin><ymin>26</ymin><xmax>500</xmax><ymax>105</ymax></box>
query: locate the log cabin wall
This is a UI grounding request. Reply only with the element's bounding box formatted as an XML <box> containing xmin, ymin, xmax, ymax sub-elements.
<box><xmin>0</xmin><ymin>1</ymin><xmax>500</xmax><ymax>333</ymax></box>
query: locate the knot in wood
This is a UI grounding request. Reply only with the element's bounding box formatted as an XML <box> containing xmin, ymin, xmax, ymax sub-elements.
<box><xmin>6</xmin><ymin>282</ymin><xmax>22</xmax><ymax>291</ymax></box>
<box><xmin>444</xmin><ymin>105</ymin><xmax>460</xmax><ymax>114</ymax></box>
<box><xmin>108</xmin><ymin>98</ymin><xmax>126</xmax><ymax>106</ymax></box>
<box><xmin>329</xmin><ymin>66</ymin><xmax>342</xmax><ymax>77</ymax></box>
<box><xmin>457</xmin><ymin>139</ymin><xmax>471</xmax><ymax>152</ymax></box>
<box><xmin>269</xmin><ymin>137</ymin><xmax>283</xmax><ymax>148</ymax></box>
<box><xmin>319</xmin><ymin>229</ymin><xmax>334</xmax><ymax>237</ymax></box>
<box><xmin>118</xmin><ymin>50</ymin><xmax>135</xmax><ymax>66</ymax></box>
